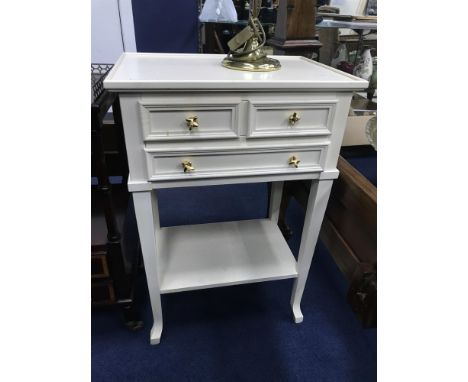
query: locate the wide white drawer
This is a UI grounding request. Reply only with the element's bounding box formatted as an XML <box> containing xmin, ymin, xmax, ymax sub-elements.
<box><xmin>247</xmin><ymin>99</ymin><xmax>338</xmax><ymax>138</ymax></box>
<box><xmin>139</xmin><ymin>96</ymin><xmax>242</xmax><ymax>141</ymax></box>
<box><xmin>146</xmin><ymin>147</ymin><xmax>325</xmax><ymax>182</ymax></box>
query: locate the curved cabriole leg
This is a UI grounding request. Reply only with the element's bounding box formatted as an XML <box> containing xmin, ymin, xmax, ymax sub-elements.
<box><xmin>290</xmin><ymin>180</ymin><xmax>333</xmax><ymax>323</ymax></box>
<box><xmin>291</xmin><ymin>300</ymin><xmax>304</xmax><ymax>323</ymax></box>
<box><xmin>150</xmin><ymin>313</ymin><xmax>163</xmax><ymax>345</ymax></box>
<box><xmin>133</xmin><ymin>190</ymin><xmax>164</xmax><ymax>345</ymax></box>
<box><xmin>148</xmin><ymin>283</ymin><xmax>163</xmax><ymax>344</ymax></box>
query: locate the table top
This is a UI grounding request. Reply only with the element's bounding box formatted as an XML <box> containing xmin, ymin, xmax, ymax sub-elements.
<box><xmin>104</xmin><ymin>53</ymin><xmax>368</xmax><ymax>92</ymax></box>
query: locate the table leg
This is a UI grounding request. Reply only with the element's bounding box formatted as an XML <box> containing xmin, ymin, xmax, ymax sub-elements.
<box><xmin>291</xmin><ymin>179</ymin><xmax>333</xmax><ymax>323</ymax></box>
<box><xmin>133</xmin><ymin>191</ymin><xmax>163</xmax><ymax>345</ymax></box>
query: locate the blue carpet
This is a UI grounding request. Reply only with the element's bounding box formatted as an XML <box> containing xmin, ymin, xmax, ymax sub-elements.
<box><xmin>92</xmin><ymin>182</ymin><xmax>377</xmax><ymax>381</ymax></box>
<box><xmin>341</xmin><ymin>146</ymin><xmax>377</xmax><ymax>187</ymax></box>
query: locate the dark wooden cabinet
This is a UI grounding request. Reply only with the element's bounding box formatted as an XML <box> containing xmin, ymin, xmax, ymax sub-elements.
<box><xmin>268</xmin><ymin>0</ymin><xmax>322</xmax><ymax>59</ymax></box>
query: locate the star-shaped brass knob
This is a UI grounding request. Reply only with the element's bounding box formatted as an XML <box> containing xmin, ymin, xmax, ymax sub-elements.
<box><xmin>185</xmin><ymin>116</ymin><xmax>199</xmax><ymax>131</ymax></box>
<box><xmin>288</xmin><ymin>156</ymin><xmax>300</xmax><ymax>168</ymax></box>
<box><xmin>289</xmin><ymin>112</ymin><xmax>300</xmax><ymax>126</ymax></box>
<box><xmin>182</xmin><ymin>160</ymin><xmax>195</xmax><ymax>173</ymax></box>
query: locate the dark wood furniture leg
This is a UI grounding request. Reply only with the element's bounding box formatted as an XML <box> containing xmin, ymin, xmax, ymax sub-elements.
<box><xmin>92</xmin><ymin>82</ymin><xmax>142</xmax><ymax>330</ymax></box>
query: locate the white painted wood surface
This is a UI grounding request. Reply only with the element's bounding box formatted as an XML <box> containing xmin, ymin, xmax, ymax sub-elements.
<box><xmin>291</xmin><ymin>180</ymin><xmax>333</xmax><ymax>323</ymax></box>
<box><xmin>139</xmin><ymin>95</ymin><xmax>242</xmax><ymax>141</ymax></box>
<box><xmin>146</xmin><ymin>146</ymin><xmax>325</xmax><ymax>182</ymax></box>
<box><xmin>127</xmin><ymin>170</ymin><xmax>340</xmax><ymax>191</ymax></box>
<box><xmin>132</xmin><ymin>191</ymin><xmax>163</xmax><ymax>345</ymax></box>
<box><xmin>104</xmin><ymin>53</ymin><xmax>366</xmax><ymax>344</ymax></box>
<box><xmin>248</xmin><ymin>98</ymin><xmax>337</xmax><ymax>138</ymax></box>
<box><xmin>104</xmin><ymin>53</ymin><xmax>368</xmax><ymax>91</ymax></box>
<box><xmin>158</xmin><ymin>219</ymin><xmax>297</xmax><ymax>294</ymax></box>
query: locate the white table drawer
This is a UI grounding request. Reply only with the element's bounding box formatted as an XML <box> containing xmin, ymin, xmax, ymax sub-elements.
<box><xmin>139</xmin><ymin>96</ymin><xmax>242</xmax><ymax>141</ymax></box>
<box><xmin>248</xmin><ymin>99</ymin><xmax>337</xmax><ymax>138</ymax></box>
<box><xmin>146</xmin><ymin>147</ymin><xmax>325</xmax><ymax>182</ymax></box>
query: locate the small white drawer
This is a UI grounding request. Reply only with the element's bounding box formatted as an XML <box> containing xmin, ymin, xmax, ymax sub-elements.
<box><xmin>247</xmin><ymin>99</ymin><xmax>337</xmax><ymax>138</ymax></box>
<box><xmin>146</xmin><ymin>147</ymin><xmax>325</xmax><ymax>182</ymax></box>
<box><xmin>139</xmin><ymin>96</ymin><xmax>242</xmax><ymax>141</ymax></box>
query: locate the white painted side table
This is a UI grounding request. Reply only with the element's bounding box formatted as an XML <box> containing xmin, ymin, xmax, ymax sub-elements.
<box><xmin>104</xmin><ymin>53</ymin><xmax>367</xmax><ymax>344</ymax></box>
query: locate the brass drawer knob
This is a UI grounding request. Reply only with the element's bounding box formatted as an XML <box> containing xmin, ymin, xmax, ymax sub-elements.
<box><xmin>289</xmin><ymin>156</ymin><xmax>300</xmax><ymax>168</ymax></box>
<box><xmin>289</xmin><ymin>112</ymin><xmax>300</xmax><ymax>126</ymax></box>
<box><xmin>182</xmin><ymin>160</ymin><xmax>195</xmax><ymax>173</ymax></box>
<box><xmin>185</xmin><ymin>116</ymin><xmax>199</xmax><ymax>131</ymax></box>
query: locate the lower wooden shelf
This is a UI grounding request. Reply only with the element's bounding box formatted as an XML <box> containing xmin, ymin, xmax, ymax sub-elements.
<box><xmin>158</xmin><ymin>219</ymin><xmax>298</xmax><ymax>294</ymax></box>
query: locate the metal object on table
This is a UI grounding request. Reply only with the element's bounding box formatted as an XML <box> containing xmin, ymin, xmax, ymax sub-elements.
<box><xmin>222</xmin><ymin>0</ymin><xmax>280</xmax><ymax>72</ymax></box>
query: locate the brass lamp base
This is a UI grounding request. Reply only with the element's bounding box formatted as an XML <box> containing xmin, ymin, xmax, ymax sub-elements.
<box><xmin>222</xmin><ymin>56</ymin><xmax>281</xmax><ymax>72</ymax></box>
<box><xmin>221</xmin><ymin>0</ymin><xmax>281</xmax><ymax>72</ymax></box>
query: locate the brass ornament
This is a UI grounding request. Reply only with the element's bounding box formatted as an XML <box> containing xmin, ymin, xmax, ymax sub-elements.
<box><xmin>222</xmin><ymin>0</ymin><xmax>281</xmax><ymax>72</ymax></box>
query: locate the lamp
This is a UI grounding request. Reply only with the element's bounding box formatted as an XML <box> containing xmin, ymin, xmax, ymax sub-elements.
<box><xmin>222</xmin><ymin>0</ymin><xmax>281</xmax><ymax>71</ymax></box>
